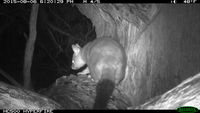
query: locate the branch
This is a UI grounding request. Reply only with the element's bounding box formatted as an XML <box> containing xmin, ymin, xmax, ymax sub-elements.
<box><xmin>0</xmin><ymin>68</ymin><xmax>22</xmax><ymax>88</ymax></box>
<box><xmin>128</xmin><ymin>73</ymin><xmax>200</xmax><ymax>109</ymax></box>
<box><xmin>47</xmin><ymin>22</ymin><xmax>86</xmax><ymax>44</ymax></box>
<box><xmin>47</xmin><ymin>27</ymin><xmax>63</xmax><ymax>53</ymax></box>
<box><xmin>23</xmin><ymin>4</ymin><xmax>39</xmax><ymax>89</ymax></box>
<box><xmin>0</xmin><ymin>82</ymin><xmax>62</xmax><ymax>109</ymax></box>
<box><xmin>48</xmin><ymin>7</ymin><xmax>71</xmax><ymax>31</ymax></box>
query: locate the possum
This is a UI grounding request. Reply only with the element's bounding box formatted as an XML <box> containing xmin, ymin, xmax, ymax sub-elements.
<box><xmin>71</xmin><ymin>37</ymin><xmax>127</xmax><ymax>109</ymax></box>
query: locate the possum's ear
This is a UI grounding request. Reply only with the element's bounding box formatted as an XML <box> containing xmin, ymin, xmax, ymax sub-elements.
<box><xmin>72</xmin><ymin>44</ymin><xmax>80</xmax><ymax>55</ymax></box>
<box><xmin>75</xmin><ymin>44</ymin><xmax>80</xmax><ymax>48</ymax></box>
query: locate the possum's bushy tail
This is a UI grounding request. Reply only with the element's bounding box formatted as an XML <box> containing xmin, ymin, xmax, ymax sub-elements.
<box><xmin>93</xmin><ymin>68</ymin><xmax>116</xmax><ymax>109</ymax></box>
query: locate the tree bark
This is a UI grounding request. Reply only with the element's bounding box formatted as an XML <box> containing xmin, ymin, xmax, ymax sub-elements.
<box><xmin>23</xmin><ymin>4</ymin><xmax>39</xmax><ymax>89</ymax></box>
<box><xmin>0</xmin><ymin>82</ymin><xmax>62</xmax><ymax>109</ymax></box>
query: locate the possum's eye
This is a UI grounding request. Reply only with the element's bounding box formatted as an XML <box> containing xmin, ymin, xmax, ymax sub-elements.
<box><xmin>72</xmin><ymin>59</ymin><xmax>75</xmax><ymax>64</ymax></box>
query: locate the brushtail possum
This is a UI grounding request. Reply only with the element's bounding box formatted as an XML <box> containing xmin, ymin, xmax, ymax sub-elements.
<box><xmin>71</xmin><ymin>37</ymin><xmax>127</xmax><ymax>109</ymax></box>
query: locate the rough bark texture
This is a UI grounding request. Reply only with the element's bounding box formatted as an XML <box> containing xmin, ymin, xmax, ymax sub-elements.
<box><xmin>75</xmin><ymin>4</ymin><xmax>200</xmax><ymax>108</ymax></box>
<box><xmin>0</xmin><ymin>82</ymin><xmax>62</xmax><ymax>109</ymax></box>
<box><xmin>23</xmin><ymin>4</ymin><xmax>39</xmax><ymax>89</ymax></box>
<box><xmin>128</xmin><ymin>73</ymin><xmax>200</xmax><ymax>109</ymax></box>
<box><xmin>39</xmin><ymin>75</ymin><xmax>131</xmax><ymax>109</ymax></box>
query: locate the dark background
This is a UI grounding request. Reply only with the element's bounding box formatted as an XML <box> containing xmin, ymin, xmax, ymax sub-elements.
<box><xmin>0</xmin><ymin>4</ymin><xmax>200</xmax><ymax>107</ymax></box>
<box><xmin>0</xmin><ymin>4</ymin><xmax>96</xmax><ymax>91</ymax></box>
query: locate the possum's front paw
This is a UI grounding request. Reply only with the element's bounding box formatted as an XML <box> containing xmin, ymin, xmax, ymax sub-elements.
<box><xmin>88</xmin><ymin>75</ymin><xmax>95</xmax><ymax>82</ymax></box>
<box><xmin>81</xmin><ymin>74</ymin><xmax>95</xmax><ymax>83</ymax></box>
<box><xmin>77</xmin><ymin>72</ymin><xmax>94</xmax><ymax>82</ymax></box>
